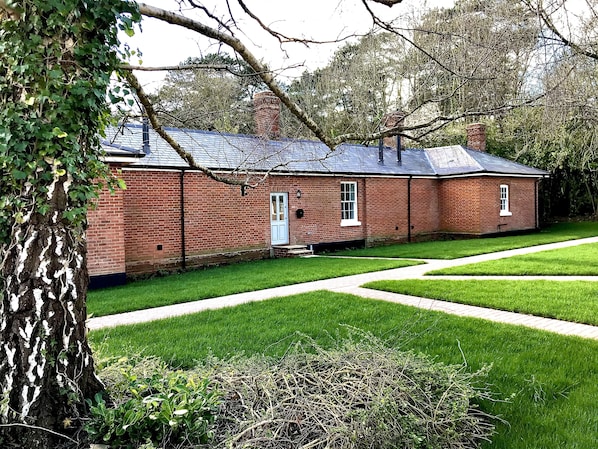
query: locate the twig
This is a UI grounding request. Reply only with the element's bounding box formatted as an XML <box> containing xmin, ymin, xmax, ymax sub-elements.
<box><xmin>0</xmin><ymin>422</ymin><xmax>78</xmax><ymax>444</ymax></box>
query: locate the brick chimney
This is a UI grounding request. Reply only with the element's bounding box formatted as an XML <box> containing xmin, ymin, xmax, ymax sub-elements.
<box><xmin>254</xmin><ymin>91</ymin><xmax>281</xmax><ymax>139</ymax></box>
<box><xmin>382</xmin><ymin>111</ymin><xmax>405</xmax><ymax>150</ymax></box>
<box><xmin>466</xmin><ymin>123</ymin><xmax>486</xmax><ymax>152</ymax></box>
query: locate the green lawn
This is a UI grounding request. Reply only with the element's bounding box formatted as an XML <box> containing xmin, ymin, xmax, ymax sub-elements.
<box><xmin>429</xmin><ymin>242</ymin><xmax>598</xmax><ymax>275</ymax></box>
<box><xmin>87</xmin><ymin>257</ymin><xmax>420</xmax><ymax>317</ymax></box>
<box><xmin>331</xmin><ymin>221</ymin><xmax>598</xmax><ymax>259</ymax></box>
<box><xmin>90</xmin><ymin>292</ymin><xmax>598</xmax><ymax>449</ymax></box>
<box><xmin>363</xmin><ymin>279</ymin><xmax>598</xmax><ymax>325</ymax></box>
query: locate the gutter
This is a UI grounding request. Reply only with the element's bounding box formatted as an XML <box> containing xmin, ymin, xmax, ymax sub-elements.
<box><xmin>121</xmin><ymin>164</ymin><xmax>547</xmax><ymax>180</ymax></box>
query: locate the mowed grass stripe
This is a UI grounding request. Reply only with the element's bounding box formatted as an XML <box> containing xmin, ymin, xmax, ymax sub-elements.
<box><xmin>88</xmin><ymin>257</ymin><xmax>421</xmax><ymax>316</ymax></box>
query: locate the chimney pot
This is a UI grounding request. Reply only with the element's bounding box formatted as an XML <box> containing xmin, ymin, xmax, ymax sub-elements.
<box><xmin>466</xmin><ymin>123</ymin><xmax>486</xmax><ymax>152</ymax></box>
<box><xmin>382</xmin><ymin>111</ymin><xmax>405</xmax><ymax>150</ymax></box>
<box><xmin>254</xmin><ymin>91</ymin><xmax>281</xmax><ymax>139</ymax></box>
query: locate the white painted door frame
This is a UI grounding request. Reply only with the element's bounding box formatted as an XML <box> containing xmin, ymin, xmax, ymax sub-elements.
<box><xmin>270</xmin><ymin>192</ymin><xmax>289</xmax><ymax>245</ymax></box>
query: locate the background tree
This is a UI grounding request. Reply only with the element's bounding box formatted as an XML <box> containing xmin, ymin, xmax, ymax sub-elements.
<box><xmin>149</xmin><ymin>53</ymin><xmax>264</xmax><ymax>133</ymax></box>
<box><xmin>517</xmin><ymin>0</ymin><xmax>598</xmax><ymax>216</ymax></box>
<box><xmin>285</xmin><ymin>33</ymin><xmax>409</xmax><ymax>139</ymax></box>
<box><xmin>405</xmin><ymin>0</ymin><xmax>597</xmax><ymax>218</ymax></box>
<box><xmin>405</xmin><ymin>0</ymin><xmax>539</xmax><ymax>121</ymax></box>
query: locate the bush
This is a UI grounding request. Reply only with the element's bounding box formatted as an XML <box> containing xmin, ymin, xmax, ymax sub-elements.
<box><xmin>86</xmin><ymin>358</ymin><xmax>220</xmax><ymax>448</ymax></box>
<box><xmin>197</xmin><ymin>332</ymin><xmax>496</xmax><ymax>449</ymax></box>
<box><xmin>93</xmin><ymin>334</ymin><xmax>496</xmax><ymax>449</ymax></box>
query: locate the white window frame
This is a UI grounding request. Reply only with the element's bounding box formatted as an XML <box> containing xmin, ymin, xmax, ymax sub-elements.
<box><xmin>500</xmin><ymin>184</ymin><xmax>512</xmax><ymax>216</ymax></box>
<box><xmin>340</xmin><ymin>181</ymin><xmax>361</xmax><ymax>226</ymax></box>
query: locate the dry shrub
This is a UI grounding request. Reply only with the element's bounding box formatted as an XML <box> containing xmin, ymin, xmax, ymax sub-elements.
<box><xmin>200</xmin><ymin>332</ymin><xmax>495</xmax><ymax>449</ymax></box>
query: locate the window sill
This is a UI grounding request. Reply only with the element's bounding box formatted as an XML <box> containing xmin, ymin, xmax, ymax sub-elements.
<box><xmin>341</xmin><ymin>220</ymin><xmax>362</xmax><ymax>227</ymax></box>
<box><xmin>500</xmin><ymin>211</ymin><xmax>512</xmax><ymax>217</ymax></box>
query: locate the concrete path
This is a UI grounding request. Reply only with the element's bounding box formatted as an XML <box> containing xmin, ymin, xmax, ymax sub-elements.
<box><xmin>88</xmin><ymin>236</ymin><xmax>598</xmax><ymax>340</ymax></box>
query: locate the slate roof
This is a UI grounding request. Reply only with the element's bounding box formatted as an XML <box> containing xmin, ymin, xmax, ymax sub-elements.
<box><xmin>102</xmin><ymin>124</ymin><xmax>548</xmax><ymax>178</ymax></box>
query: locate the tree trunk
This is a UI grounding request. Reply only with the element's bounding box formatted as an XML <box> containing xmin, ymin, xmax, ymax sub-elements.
<box><xmin>0</xmin><ymin>175</ymin><xmax>103</xmax><ymax>447</ymax></box>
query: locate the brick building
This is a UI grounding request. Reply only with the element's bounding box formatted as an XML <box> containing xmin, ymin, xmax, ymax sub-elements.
<box><xmin>88</xmin><ymin>92</ymin><xmax>548</xmax><ymax>288</ymax></box>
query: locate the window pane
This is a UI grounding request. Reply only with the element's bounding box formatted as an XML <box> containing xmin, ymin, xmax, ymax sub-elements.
<box><xmin>341</xmin><ymin>182</ymin><xmax>357</xmax><ymax>221</ymax></box>
<box><xmin>500</xmin><ymin>185</ymin><xmax>508</xmax><ymax>211</ymax></box>
<box><xmin>278</xmin><ymin>195</ymin><xmax>285</xmax><ymax>220</ymax></box>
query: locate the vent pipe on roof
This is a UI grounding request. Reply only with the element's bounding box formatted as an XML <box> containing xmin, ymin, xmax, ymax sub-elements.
<box><xmin>397</xmin><ymin>135</ymin><xmax>402</xmax><ymax>166</ymax></box>
<box><xmin>466</xmin><ymin>122</ymin><xmax>486</xmax><ymax>152</ymax></box>
<box><xmin>378</xmin><ymin>138</ymin><xmax>384</xmax><ymax>165</ymax></box>
<box><xmin>142</xmin><ymin>115</ymin><xmax>151</xmax><ymax>154</ymax></box>
<box><xmin>254</xmin><ymin>91</ymin><xmax>281</xmax><ymax>139</ymax></box>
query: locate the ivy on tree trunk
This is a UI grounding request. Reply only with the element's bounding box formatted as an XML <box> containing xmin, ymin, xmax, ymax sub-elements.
<box><xmin>0</xmin><ymin>1</ymin><xmax>138</xmax><ymax>446</ymax></box>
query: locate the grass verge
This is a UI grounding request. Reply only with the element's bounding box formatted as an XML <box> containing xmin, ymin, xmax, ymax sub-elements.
<box><xmin>429</xmin><ymin>242</ymin><xmax>598</xmax><ymax>275</ymax></box>
<box><xmin>362</xmin><ymin>279</ymin><xmax>598</xmax><ymax>325</ymax></box>
<box><xmin>90</xmin><ymin>291</ymin><xmax>598</xmax><ymax>449</ymax></box>
<box><xmin>88</xmin><ymin>257</ymin><xmax>420</xmax><ymax>317</ymax></box>
<box><xmin>331</xmin><ymin>221</ymin><xmax>598</xmax><ymax>259</ymax></box>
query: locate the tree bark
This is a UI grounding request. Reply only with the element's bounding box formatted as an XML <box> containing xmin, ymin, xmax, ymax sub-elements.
<box><xmin>0</xmin><ymin>175</ymin><xmax>103</xmax><ymax>447</ymax></box>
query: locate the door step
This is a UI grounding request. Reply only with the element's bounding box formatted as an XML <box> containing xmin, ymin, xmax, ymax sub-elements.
<box><xmin>272</xmin><ymin>244</ymin><xmax>314</xmax><ymax>258</ymax></box>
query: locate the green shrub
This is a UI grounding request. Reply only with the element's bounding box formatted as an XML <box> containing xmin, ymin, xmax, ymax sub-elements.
<box><xmin>86</xmin><ymin>358</ymin><xmax>220</xmax><ymax>448</ymax></box>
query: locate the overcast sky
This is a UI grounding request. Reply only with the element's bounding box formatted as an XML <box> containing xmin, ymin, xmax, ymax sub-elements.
<box><xmin>125</xmin><ymin>0</ymin><xmax>437</xmax><ymax>91</ymax></box>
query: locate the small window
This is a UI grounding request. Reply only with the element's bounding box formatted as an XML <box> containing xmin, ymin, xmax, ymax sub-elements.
<box><xmin>500</xmin><ymin>184</ymin><xmax>512</xmax><ymax>216</ymax></box>
<box><xmin>341</xmin><ymin>182</ymin><xmax>361</xmax><ymax>226</ymax></box>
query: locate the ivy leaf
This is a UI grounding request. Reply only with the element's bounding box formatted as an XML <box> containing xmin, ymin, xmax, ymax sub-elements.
<box><xmin>52</xmin><ymin>127</ymin><xmax>68</xmax><ymax>138</ymax></box>
<box><xmin>11</xmin><ymin>169</ymin><xmax>27</xmax><ymax>180</ymax></box>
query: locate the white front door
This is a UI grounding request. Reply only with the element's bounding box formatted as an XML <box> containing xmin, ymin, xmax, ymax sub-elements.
<box><xmin>270</xmin><ymin>193</ymin><xmax>289</xmax><ymax>245</ymax></box>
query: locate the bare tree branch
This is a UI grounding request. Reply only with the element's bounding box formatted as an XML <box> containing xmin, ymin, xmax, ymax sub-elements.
<box><xmin>136</xmin><ymin>2</ymin><xmax>551</xmax><ymax>153</ymax></box>
<box><xmin>137</xmin><ymin>3</ymin><xmax>337</xmax><ymax>149</ymax></box>
<box><xmin>369</xmin><ymin>0</ymin><xmax>404</xmax><ymax>5</ymax></box>
<box><xmin>125</xmin><ymin>70</ymin><xmax>337</xmax><ymax>190</ymax></box>
<box><xmin>124</xmin><ymin>70</ymin><xmax>253</xmax><ymax>187</ymax></box>
<box><xmin>359</xmin><ymin>0</ymin><xmax>473</xmax><ymax>79</ymax></box>
<box><xmin>121</xmin><ymin>63</ymin><xmax>231</xmax><ymax>72</ymax></box>
<box><xmin>121</xmin><ymin>61</ymin><xmax>306</xmax><ymax>77</ymax></box>
<box><xmin>524</xmin><ymin>0</ymin><xmax>598</xmax><ymax>61</ymax></box>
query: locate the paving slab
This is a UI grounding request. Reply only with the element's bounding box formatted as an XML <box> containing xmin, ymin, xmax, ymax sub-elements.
<box><xmin>341</xmin><ymin>287</ymin><xmax>598</xmax><ymax>340</ymax></box>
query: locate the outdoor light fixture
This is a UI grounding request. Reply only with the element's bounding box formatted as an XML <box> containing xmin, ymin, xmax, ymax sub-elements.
<box><xmin>296</xmin><ymin>189</ymin><xmax>302</xmax><ymax>198</ymax></box>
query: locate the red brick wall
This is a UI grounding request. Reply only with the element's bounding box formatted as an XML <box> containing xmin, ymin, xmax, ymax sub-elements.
<box><xmin>479</xmin><ymin>177</ymin><xmax>538</xmax><ymax>234</ymax></box>
<box><xmin>121</xmin><ymin>170</ymin><xmax>183</xmax><ymax>274</ymax></box>
<box><xmin>409</xmin><ymin>178</ymin><xmax>440</xmax><ymax>237</ymax></box>
<box><xmin>271</xmin><ymin>176</ymin><xmax>367</xmax><ymax>245</ymax></box>
<box><xmin>363</xmin><ymin>178</ymin><xmax>408</xmax><ymax>243</ymax></box>
<box><xmin>439</xmin><ymin>177</ymin><xmax>538</xmax><ymax>235</ymax></box>
<box><xmin>87</xmin><ymin>169</ymin><xmax>126</xmax><ymax>277</ymax></box>
<box><xmin>87</xmin><ymin>167</ymin><xmax>540</xmax><ymax>279</ymax></box>
<box><xmin>183</xmin><ymin>172</ymin><xmax>269</xmax><ymax>255</ymax></box>
<box><xmin>121</xmin><ymin>170</ymin><xmax>272</xmax><ymax>274</ymax></box>
<box><xmin>271</xmin><ymin>176</ymin><xmax>441</xmax><ymax>246</ymax></box>
<box><xmin>439</xmin><ymin>178</ymin><xmax>482</xmax><ymax>233</ymax></box>
<box><xmin>362</xmin><ymin>178</ymin><xmax>439</xmax><ymax>244</ymax></box>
